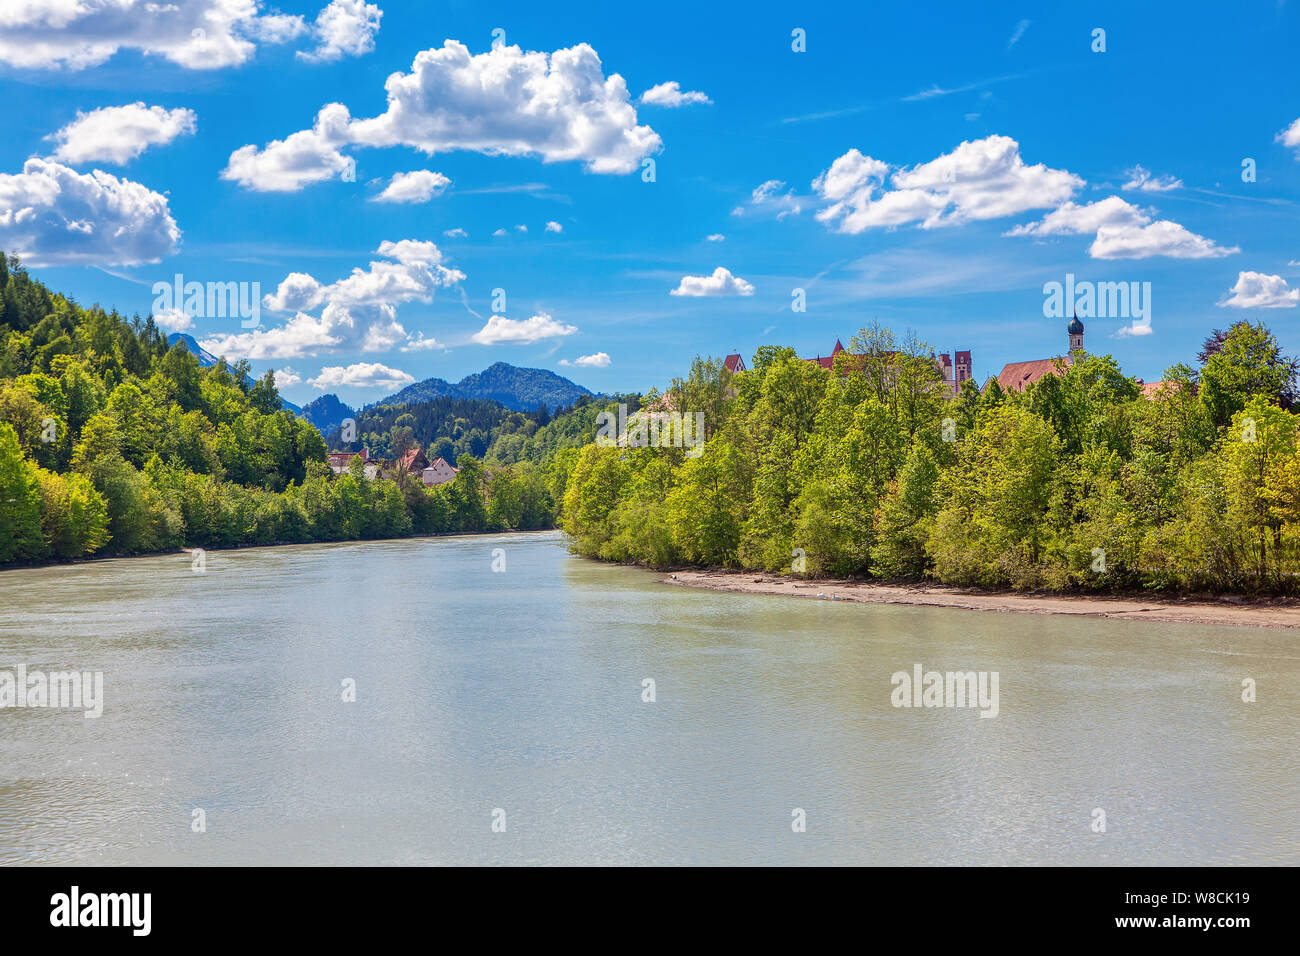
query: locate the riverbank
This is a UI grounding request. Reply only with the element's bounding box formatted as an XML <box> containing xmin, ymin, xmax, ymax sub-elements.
<box><xmin>663</xmin><ymin>569</ymin><xmax>1300</xmax><ymax>629</ymax></box>
<box><xmin>0</xmin><ymin>526</ymin><xmax>559</xmax><ymax>573</ymax></box>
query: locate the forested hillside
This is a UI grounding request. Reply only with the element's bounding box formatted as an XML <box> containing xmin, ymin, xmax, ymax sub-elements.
<box><xmin>561</xmin><ymin>323</ymin><xmax>1300</xmax><ymax>594</ymax></box>
<box><xmin>0</xmin><ymin>254</ymin><xmax>577</xmax><ymax>565</ymax></box>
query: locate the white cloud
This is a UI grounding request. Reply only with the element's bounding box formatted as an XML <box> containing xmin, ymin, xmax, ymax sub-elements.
<box><xmin>1218</xmin><ymin>271</ymin><xmax>1300</xmax><ymax>309</ymax></box>
<box><xmin>1115</xmin><ymin>321</ymin><xmax>1153</xmax><ymax>338</ymax></box>
<box><xmin>471</xmin><ymin>312</ymin><xmax>577</xmax><ymax>344</ymax></box>
<box><xmin>492</xmin><ymin>228</ymin><xmax>507</xmax><ymax>237</ymax></box>
<box><xmin>813</xmin><ymin>135</ymin><xmax>1082</xmax><ymax>234</ymax></box>
<box><xmin>0</xmin><ymin>0</ymin><xmax>309</xmax><ymax>70</ymax></box>
<box><xmin>221</xmin><ymin>39</ymin><xmax>662</xmax><ymax>194</ymax></box>
<box><xmin>273</xmin><ymin>367</ymin><xmax>303</xmax><ymax>388</ymax></box>
<box><xmin>1007</xmin><ymin>19</ymin><xmax>1031</xmax><ymax>49</ymax></box>
<box><xmin>400</xmin><ymin>332</ymin><xmax>441</xmax><ymax>352</ymax></box>
<box><xmin>443</xmin><ymin>227</ymin><xmax>467</xmax><ymax>238</ymax></box>
<box><xmin>200</xmin><ymin>311</ymin><xmax>340</xmax><ymax>361</ymax></box>
<box><xmin>545</xmin><ymin>220</ymin><xmax>563</xmax><ymax>233</ymax></box>
<box><xmin>308</xmin><ymin>362</ymin><xmax>414</xmax><ymax>390</ymax></box>
<box><xmin>221</xmin><ymin>103</ymin><xmax>355</xmax><ymax>192</ymax></box>
<box><xmin>153</xmin><ymin>307</ymin><xmax>193</xmax><ymax>332</ymax></box>
<box><xmin>372</xmin><ymin>169</ymin><xmax>450</xmax><ymax>203</ymax></box>
<box><xmin>0</xmin><ymin>158</ymin><xmax>180</xmax><ymax>266</ymax></box>
<box><xmin>49</xmin><ymin>103</ymin><xmax>197</xmax><ymax>165</ymax></box>
<box><xmin>1122</xmin><ymin>165</ymin><xmax>1182</xmax><ymax>192</ymax></box>
<box><xmin>1276</xmin><ymin>117</ymin><xmax>1300</xmax><ymax>157</ymax></box>
<box><xmin>515</xmin><ymin>224</ymin><xmax>527</xmax><ymax>233</ymax></box>
<box><xmin>639</xmin><ymin>81</ymin><xmax>711</xmax><ymax>107</ymax></box>
<box><xmin>732</xmin><ymin>179</ymin><xmax>803</xmax><ymax>219</ymax></box>
<box><xmin>1009</xmin><ymin>195</ymin><xmax>1238</xmax><ymax>259</ymax></box>
<box><xmin>1090</xmin><ymin>220</ymin><xmax>1238</xmax><ymax>260</ymax></box>
<box><xmin>202</xmin><ymin>239</ymin><xmax>463</xmax><ymax>360</ymax></box>
<box><xmin>670</xmin><ymin>266</ymin><xmax>754</xmax><ymax>297</ymax></box>
<box><xmin>1005</xmin><ymin>196</ymin><xmax>1149</xmax><ymax>237</ymax></box>
<box><xmin>705</xmin><ymin>233</ymin><xmax>725</xmax><ymax>242</ymax></box>
<box><xmin>573</xmin><ymin>351</ymin><xmax>610</xmax><ymax>367</ymax></box>
<box><xmin>297</xmin><ymin>0</ymin><xmax>381</xmax><ymax>63</ymax></box>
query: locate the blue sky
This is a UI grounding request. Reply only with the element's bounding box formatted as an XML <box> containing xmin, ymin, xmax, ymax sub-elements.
<box><xmin>2</xmin><ymin>0</ymin><xmax>1299</xmax><ymax>404</ymax></box>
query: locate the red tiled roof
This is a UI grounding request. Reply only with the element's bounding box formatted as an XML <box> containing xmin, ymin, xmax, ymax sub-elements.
<box><xmin>723</xmin><ymin>353</ymin><xmax>746</xmax><ymax>372</ymax></box>
<box><xmin>996</xmin><ymin>356</ymin><xmax>1071</xmax><ymax>392</ymax></box>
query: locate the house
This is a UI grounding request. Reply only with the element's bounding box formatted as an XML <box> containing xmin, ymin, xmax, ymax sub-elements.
<box><xmin>421</xmin><ymin>456</ymin><xmax>459</xmax><ymax>487</ymax></box>
<box><xmin>390</xmin><ymin>446</ymin><xmax>430</xmax><ymax>477</ymax></box>
<box><xmin>995</xmin><ymin>317</ymin><xmax>1085</xmax><ymax>393</ymax></box>
<box><xmin>327</xmin><ymin>446</ymin><xmax>380</xmax><ymax>479</ymax></box>
<box><xmin>723</xmin><ymin>353</ymin><xmax>747</xmax><ymax>373</ymax></box>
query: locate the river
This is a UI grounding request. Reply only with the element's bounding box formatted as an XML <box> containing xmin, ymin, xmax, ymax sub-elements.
<box><xmin>1</xmin><ymin>531</ymin><xmax>1296</xmax><ymax>865</ymax></box>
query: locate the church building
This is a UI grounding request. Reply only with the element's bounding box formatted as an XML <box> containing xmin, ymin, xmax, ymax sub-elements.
<box><xmin>995</xmin><ymin>317</ymin><xmax>1085</xmax><ymax>393</ymax></box>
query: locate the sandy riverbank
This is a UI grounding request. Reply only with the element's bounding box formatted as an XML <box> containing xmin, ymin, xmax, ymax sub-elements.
<box><xmin>663</xmin><ymin>570</ymin><xmax>1300</xmax><ymax>630</ymax></box>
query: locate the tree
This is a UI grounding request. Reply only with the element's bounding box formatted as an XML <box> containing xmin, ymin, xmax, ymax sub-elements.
<box><xmin>1198</xmin><ymin>321</ymin><xmax>1298</xmax><ymax>426</ymax></box>
<box><xmin>0</xmin><ymin>424</ymin><xmax>47</xmax><ymax>563</ymax></box>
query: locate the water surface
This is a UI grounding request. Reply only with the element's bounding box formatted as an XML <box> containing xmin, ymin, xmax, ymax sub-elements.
<box><xmin>1</xmin><ymin>532</ymin><xmax>1296</xmax><ymax>865</ymax></box>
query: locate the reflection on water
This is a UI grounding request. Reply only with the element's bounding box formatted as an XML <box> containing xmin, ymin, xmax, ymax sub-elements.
<box><xmin>1</xmin><ymin>531</ymin><xmax>1296</xmax><ymax>865</ymax></box>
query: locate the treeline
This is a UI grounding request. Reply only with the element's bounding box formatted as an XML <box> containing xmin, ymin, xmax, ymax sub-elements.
<box><xmin>0</xmin><ymin>253</ymin><xmax>582</xmax><ymax>566</ymax></box>
<box><xmin>561</xmin><ymin>322</ymin><xmax>1300</xmax><ymax>594</ymax></box>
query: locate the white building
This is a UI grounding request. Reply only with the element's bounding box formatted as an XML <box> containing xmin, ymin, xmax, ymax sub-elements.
<box><xmin>421</xmin><ymin>457</ymin><xmax>459</xmax><ymax>487</ymax></box>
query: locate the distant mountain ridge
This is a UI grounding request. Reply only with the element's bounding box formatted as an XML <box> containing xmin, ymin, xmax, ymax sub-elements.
<box><xmin>377</xmin><ymin>362</ymin><xmax>594</xmax><ymax>412</ymax></box>
<box><xmin>299</xmin><ymin>394</ymin><xmax>355</xmax><ymax>434</ymax></box>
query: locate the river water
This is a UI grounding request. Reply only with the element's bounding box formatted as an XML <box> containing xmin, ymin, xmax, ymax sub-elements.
<box><xmin>1</xmin><ymin>531</ymin><xmax>1295</xmax><ymax>865</ymax></box>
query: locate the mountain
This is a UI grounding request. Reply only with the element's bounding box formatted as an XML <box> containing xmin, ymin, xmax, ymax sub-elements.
<box><xmin>167</xmin><ymin>332</ymin><xmax>301</xmax><ymax>415</ymax></box>
<box><xmin>299</xmin><ymin>393</ymin><xmax>355</xmax><ymax>434</ymax></box>
<box><xmin>379</xmin><ymin>362</ymin><xmax>593</xmax><ymax>412</ymax></box>
<box><xmin>166</xmin><ymin>332</ymin><xmax>219</xmax><ymax>367</ymax></box>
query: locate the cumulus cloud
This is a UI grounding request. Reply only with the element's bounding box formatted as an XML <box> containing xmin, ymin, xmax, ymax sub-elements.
<box><xmin>1122</xmin><ymin>165</ymin><xmax>1182</xmax><ymax>192</ymax></box>
<box><xmin>221</xmin><ymin>103</ymin><xmax>355</xmax><ymax>192</ymax></box>
<box><xmin>49</xmin><ymin>103</ymin><xmax>197</xmax><ymax>165</ymax></box>
<box><xmin>399</xmin><ymin>332</ymin><xmax>440</xmax><ymax>352</ymax></box>
<box><xmin>273</xmin><ymin>366</ymin><xmax>303</xmax><ymax>388</ymax></box>
<box><xmin>813</xmin><ymin>135</ymin><xmax>1081</xmax><ymax>234</ymax></box>
<box><xmin>297</xmin><ymin>0</ymin><xmax>381</xmax><ymax>63</ymax></box>
<box><xmin>308</xmin><ymin>362</ymin><xmax>414</xmax><ymax>390</ymax></box>
<box><xmin>372</xmin><ymin>169</ymin><xmax>451</xmax><ymax>203</ymax></box>
<box><xmin>1005</xmin><ymin>196</ymin><xmax>1149</xmax><ymax>237</ymax></box>
<box><xmin>1277</xmin><ymin>117</ymin><xmax>1300</xmax><ymax>157</ymax></box>
<box><xmin>443</xmin><ymin>227</ymin><xmax>467</xmax><ymax>238</ymax></box>
<box><xmin>471</xmin><ymin>313</ymin><xmax>577</xmax><ymax>344</ymax></box>
<box><xmin>0</xmin><ymin>0</ymin><xmax>310</xmax><ymax>70</ymax></box>
<box><xmin>515</xmin><ymin>224</ymin><xmax>527</xmax><ymax>233</ymax></box>
<box><xmin>639</xmin><ymin>81</ymin><xmax>711</xmax><ymax>107</ymax></box>
<box><xmin>153</xmin><ymin>308</ymin><xmax>194</xmax><ymax>332</ymax></box>
<box><xmin>563</xmin><ymin>351</ymin><xmax>610</xmax><ymax>367</ymax></box>
<box><xmin>706</xmin><ymin>233</ymin><xmax>725</xmax><ymax>242</ymax></box>
<box><xmin>670</xmin><ymin>266</ymin><xmax>754</xmax><ymax>297</ymax></box>
<box><xmin>201</xmin><ymin>239</ymin><xmax>463</xmax><ymax>360</ymax></box>
<box><xmin>0</xmin><ymin>158</ymin><xmax>180</xmax><ymax>266</ymax></box>
<box><xmin>492</xmin><ymin>228</ymin><xmax>507</xmax><ymax>237</ymax></box>
<box><xmin>545</xmin><ymin>220</ymin><xmax>563</xmax><ymax>233</ymax></box>
<box><xmin>225</xmin><ymin>39</ymin><xmax>661</xmax><ymax>192</ymax></box>
<box><xmin>1218</xmin><ymin>271</ymin><xmax>1300</xmax><ymax>309</ymax></box>
<box><xmin>1090</xmin><ymin>220</ymin><xmax>1238</xmax><ymax>260</ymax></box>
<box><xmin>1009</xmin><ymin>194</ymin><xmax>1238</xmax><ymax>259</ymax></box>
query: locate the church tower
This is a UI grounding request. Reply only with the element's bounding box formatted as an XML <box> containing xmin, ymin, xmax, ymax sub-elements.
<box><xmin>1067</xmin><ymin>314</ymin><xmax>1084</xmax><ymax>359</ymax></box>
